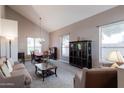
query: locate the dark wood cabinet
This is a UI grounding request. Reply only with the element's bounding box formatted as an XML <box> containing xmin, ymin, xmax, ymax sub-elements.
<box><xmin>49</xmin><ymin>47</ymin><xmax>57</xmax><ymax>60</ymax></box>
<box><xmin>69</xmin><ymin>40</ymin><xmax>92</xmax><ymax>68</ymax></box>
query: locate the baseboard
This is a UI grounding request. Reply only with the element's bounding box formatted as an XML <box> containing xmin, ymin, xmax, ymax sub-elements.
<box><xmin>58</xmin><ymin>59</ymin><xmax>69</xmax><ymax>63</ymax></box>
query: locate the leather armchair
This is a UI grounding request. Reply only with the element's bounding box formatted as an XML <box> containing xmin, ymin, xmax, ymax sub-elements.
<box><xmin>74</xmin><ymin>68</ymin><xmax>117</xmax><ymax>88</ymax></box>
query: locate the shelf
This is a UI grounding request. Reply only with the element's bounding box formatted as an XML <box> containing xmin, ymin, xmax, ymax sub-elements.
<box><xmin>69</xmin><ymin>40</ymin><xmax>92</xmax><ymax>69</ymax></box>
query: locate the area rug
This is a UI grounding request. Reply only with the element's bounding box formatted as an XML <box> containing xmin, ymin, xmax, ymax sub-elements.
<box><xmin>25</xmin><ymin>60</ymin><xmax>80</xmax><ymax>88</ymax></box>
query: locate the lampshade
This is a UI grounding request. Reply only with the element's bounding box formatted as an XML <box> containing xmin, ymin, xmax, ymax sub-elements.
<box><xmin>107</xmin><ymin>51</ymin><xmax>124</xmax><ymax>64</ymax></box>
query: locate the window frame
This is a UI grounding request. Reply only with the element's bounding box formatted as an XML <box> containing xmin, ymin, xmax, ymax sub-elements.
<box><xmin>27</xmin><ymin>37</ymin><xmax>42</xmax><ymax>55</ymax></box>
<box><xmin>99</xmin><ymin>20</ymin><xmax>124</xmax><ymax>62</ymax></box>
<box><xmin>61</xmin><ymin>34</ymin><xmax>70</xmax><ymax>57</ymax></box>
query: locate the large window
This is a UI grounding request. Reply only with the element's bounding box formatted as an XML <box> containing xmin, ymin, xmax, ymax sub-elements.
<box><xmin>100</xmin><ymin>21</ymin><xmax>124</xmax><ymax>62</ymax></box>
<box><xmin>27</xmin><ymin>37</ymin><xmax>42</xmax><ymax>55</ymax></box>
<box><xmin>61</xmin><ymin>34</ymin><xmax>69</xmax><ymax>57</ymax></box>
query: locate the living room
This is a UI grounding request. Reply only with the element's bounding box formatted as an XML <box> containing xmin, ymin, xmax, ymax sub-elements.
<box><xmin>0</xmin><ymin>3</ymin><xmax>124</xmax><ymax>89</ymax></box>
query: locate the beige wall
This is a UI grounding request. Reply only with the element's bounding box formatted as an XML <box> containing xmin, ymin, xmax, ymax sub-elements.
<box><xmin>50</xmin><ymin>6</ymin><xmax>124</xmax><ymax>67</ymax></box>
<box><xmin>5</xmin><ymin>6</ymin><xmax>49</xmax><ymax>55</ymax></box>
<box><xmin>0</xmin><ymin>19</ymin><xmax>18</xmax><ymax>61</ymax></box>
<box><xmin>0</xmin><ymin>5</ymin><xmax>5</xmax><ymax>18</ymax></box>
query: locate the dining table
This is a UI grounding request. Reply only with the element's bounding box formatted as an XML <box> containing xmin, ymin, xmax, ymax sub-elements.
<box><xmin>34</xmin><ymin>52</ymin><xmax>43</xmax><ymax>57</ymax></box>
<box><xmin>33</xmin><ymin>52</ymin><xmax>44</xmax><ymax>63</ymax></box>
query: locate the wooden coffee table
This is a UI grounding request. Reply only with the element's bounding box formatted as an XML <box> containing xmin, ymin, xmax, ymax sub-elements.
<box><xmin>35</xmin><ymin>62</ymin><xmax>57</xmax><ymax>81</ymax></box>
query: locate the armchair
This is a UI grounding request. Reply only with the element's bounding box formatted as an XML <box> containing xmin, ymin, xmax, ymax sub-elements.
<box><xmin>74</xmin><ymin>68</ymin><xmax>117</xmax><ymax>88</ymax></box>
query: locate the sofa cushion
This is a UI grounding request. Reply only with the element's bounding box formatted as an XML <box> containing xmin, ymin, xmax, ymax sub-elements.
<box><xmin>13</xmin><ymin>64</ymin><xmax>25</xmax><ymax>70</ymax></box>
<box><xmin>0</xmin><ymin>57</ymin><xmax>7</xmax><ymax>63</ymax></box>
<box><xmin>1</xmin><ymin>63</ymin><xmax>11</xmax><ymax>77</ymax></box>
<box><xmin>0</xmin><ymin>57</ymin><xmax>6</xmax><ymax>66</ymax></box>
<box><xmin>11</xmin><ymin>69</ymin><xmax>32</xmax><ymax>85</ymax></box>
<box><xmin>8</xmin><ymin>58</ymin><xmax>14</xmax><ymax>67</ymax></box>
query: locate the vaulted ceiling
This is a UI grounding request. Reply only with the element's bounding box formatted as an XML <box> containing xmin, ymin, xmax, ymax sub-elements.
<box><xmin>9</xmin><ymin>5</ymin><xmax>117</xmax><ymax>32</ymax></box>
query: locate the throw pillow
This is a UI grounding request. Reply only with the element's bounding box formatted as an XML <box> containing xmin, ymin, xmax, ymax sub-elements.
<box><xmin>1</xmin><ymin>63</ymin><xmax>11</xmax><ymax>77</ymax></box>
<box><xmin>8</xmin><ymin>58</ymin><xmax>14</xmax><ymax>67</ymax></box>
<box><xmin>7</xmin><ymin>60</ymin><xmax>13</xmax><ymax>73</ymax></box>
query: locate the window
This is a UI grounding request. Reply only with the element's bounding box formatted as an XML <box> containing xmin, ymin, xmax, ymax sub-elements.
<box><xmin>27</xmin><ymin>37</ymin><xmax>42</xmax><ymax>55</ymax></box>
<box><xmin>61</xmin><ymin>34</ymin><xmax>69</xmax><ymax>57</ymax></box>
<box><xmin>100</xmin><ymin>21</ymin><xmax>124</xmax><ymax>62</ymax></box>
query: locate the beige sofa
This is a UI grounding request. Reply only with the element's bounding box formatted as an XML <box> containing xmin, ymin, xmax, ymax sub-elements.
<box><xmin>0</xmin><ymin>58</ymin><xmax>32</xmax><ymax>88</ymax></box>
<box><xmin>74</xmin><ymin>68</ymin><xmax>117</xmax><ymax>88</ymax></box>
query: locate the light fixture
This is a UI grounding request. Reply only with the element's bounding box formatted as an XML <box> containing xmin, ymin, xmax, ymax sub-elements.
<box><xmin>5</xmin><ymin>36</ymin><xmax>15</xmax><ymax>40</ymax></box>
<box><xmin>39</xmin><ymin>17</ymin><xmax>45</xmax><ymax>44</ymax></box>
<box><xmin>107</xmin><ymin>50</ymin><xmax>124</xmax><ymax>68</ymax></box>
<box><xmin>41</xmin><ymin>38</ymin><xmax>45</xmax><ymax>42</ymax></box>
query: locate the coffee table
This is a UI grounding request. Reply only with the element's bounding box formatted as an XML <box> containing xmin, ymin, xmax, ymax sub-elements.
<box><xmin>35</xmin><ymin>62</ymin><xmax>57</xmax><ymax>81</ymax></box>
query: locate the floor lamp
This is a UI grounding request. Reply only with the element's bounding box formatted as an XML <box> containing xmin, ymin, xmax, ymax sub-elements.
<box><xmin>5</xmin><ymin>36</ymin><xmax>15</xmax><ymax>58</ymax></box>
<box><xmin>0</xmin><ymin>36</ymin><xmax>1</xmax><ymax>58</ymax></box>
<box><xmin>9</xmin><ymin>39</ymin><xmax>11</xmax><ymax>58</ymax></box>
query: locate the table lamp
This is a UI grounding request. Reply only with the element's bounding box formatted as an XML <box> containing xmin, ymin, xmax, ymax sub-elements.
<box><xmin>107</xmin><ymin>51</ymin><xmax>124</xmax><ymax>68</ymax></box>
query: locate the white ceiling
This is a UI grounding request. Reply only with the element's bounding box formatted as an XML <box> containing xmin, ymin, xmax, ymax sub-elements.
<box><xmin>9</xmin><ymin>5</ymin><xmax>117</xmax><ymax>32</ymax></box>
